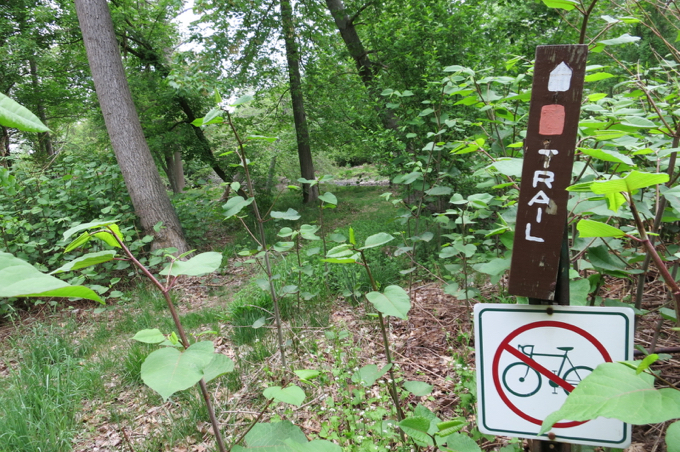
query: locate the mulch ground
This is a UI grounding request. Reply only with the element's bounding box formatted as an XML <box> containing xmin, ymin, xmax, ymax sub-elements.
<box><xmin>0</xmin><ymin>268</ymin><xmax>678</xmax><ymax>452</ymax></box>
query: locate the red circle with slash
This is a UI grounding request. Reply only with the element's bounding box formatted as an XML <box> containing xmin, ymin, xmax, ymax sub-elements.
<box><xmin>492</xmin><ymin>321</ymin><xmax>613</xmax><ymax>427</ymax></box>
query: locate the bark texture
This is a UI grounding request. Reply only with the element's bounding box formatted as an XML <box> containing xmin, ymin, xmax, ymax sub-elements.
<box><xmin>281</xmin><ymin>0</ymin><xmax>318</xmax><ymax>203</ymax></box>
<box><xmin>74</xmin><ymin>0</ymin><xmax>189</xmax><ymax>252</ymax></box>
<box><xmin>325</xmin><ymin>0</ymin><xmax>399</xmax><ymax>132</ymax></box>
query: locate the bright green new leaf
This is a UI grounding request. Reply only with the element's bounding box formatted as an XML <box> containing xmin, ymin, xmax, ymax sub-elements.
<box><xmin>436</xmin><ymin>419</ymin><xmax>467</xmax><ymax>437</ymax></box>
<box><xmin>63</xmin><ymin>220</ymin><xmax>119</xmax><ymax>241</ymax></box>
<box><xmin>541</xmin><ymin>0</ymin><xmax>578</xmax><ymax>10</ymax></box>
<box><xmin>404</xmin><ymin>381</ymin><xmax>434</xmax><ymax>396</ymax></box>
<box><xmin>442</xmin><ymin>433</ymin><xmax>482</xmax><ymax>452</ymax></box>
<box><xmin>599</xmin><ymin>33</ymin><xmax>641</xmax><ymax>46</ymax></box>
<box><xmin>360</xmin><ymin>232</ymin><xmax>394</xmax><ymax>250</ymax></box>
<box><xmin>540</xmin><ymin>363</ymin><xmax>680</xmax><ymax>434</ymax></box>
<box><xmin>351</xmin><ymin>364</ymin><xmax>392</xmax><ymax>386</ymax></box>
<box><xmin>584</xmin><ymin>72</ymin><xmax>614</xmax><ymax>82</ymax></box>
<box><xmin>0</xmin><ymin>92</ymin><xmax>50</xmax><ymax>132</ymax></box>
<box><xmin>92</xmin><ymin>224</ymin><xmax>123</xmax><ymax>248</ymax></box>
<box><xmin>202</xmin><ymin>354</ymin><xmax>234</xmax><ymax>382</ymax></box>
<box><xmin>636</xmin><ymin>354</ymin><xmax>659</xmax><ymax>375</ymax></box>
<box><xmin>576</xmin><ymin>220</ymin><xmax>625</xmax><ymax>238</ymax></box>
<box><xmin>365</xmin><ymin>285</ymin><xmax>411</xmax><ymax>319</ymax></box>
<box><xmin>623</xmin><ymin>171</ymin><xmax>669</xmax><ymax>191</ymax></box>
<box><xmin>0</xmin><ymin>251</ymin><xmax>102</xmax><ymax>303</ymax></box>
<box><xmin>263</xmin><ymin>385</ymin><xmax>305</xmax><ymax>406</ymax></box>
<box><xmin>271</xmin><ymin>209</ymin><xmax>301</xmax><ymax>221</ymax></box>
<box><xmin>160</xmin><ymin>252</ymin><xmax>222</xmax><ymax>277</ymax></box>
<box><xmin>132</xmin><ymin>329</ymin><xmax>166</xmax><ymax>344</ymax></box>
<box><xmin>246</xmin><ymin>135</ymin><xmax>278</xmax><ymax>143</ymax></box>
<box><xmin>50</xmin><ymin>250</ymin><xmax>117</xmax><ymax>274</ymax></box>
<box><xmin>399</xmin><ymin>416</ymin><xmax>434</xmax><ymax>446</ymax></box>
<box><xmin>141</xmin><ymin>341</ymin><xmax>215</xmax><ymax>401</ymax></box>
<box><xmin>667</xmin><ymin>421</ymin><xmax>680</xmax><ymax>452</ymax></box>
<box><xmin>318</xmin><ymin>192</ymin><xmax>337</xmax><ymax>205</ymax></box>
<box><xmin>223</xmin><ymin>196</ymin><xmax>254</xmax><ymax>218</ymax></box>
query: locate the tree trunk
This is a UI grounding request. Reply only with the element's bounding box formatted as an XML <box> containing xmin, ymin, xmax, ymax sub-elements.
<box><xmin>0</xmin><ymin>126</ymin><xmax>9</xmax><ymax>168</ymax></box>
<box><xmin>280</xmin><ymin>0</ymin><xmax>318</xmax><ymax>203</ymax></box>
<box><xmin>165</xmin><ymin>149</ymin><xmax>185</xmax><ymax>194</ymax></box>
<box><xmin>73</xmin><ymin>0</ymin><xmax>189</xmax><ymax>253</ymax></box>
<box><xmin>325</xmin><ymin>0</ymin><xmax>399</xmax><ymax>132</ymax></box>
<box><xmin>28</xmin><ymin>58</ymin><xmax>55</xmax><ymax>156</ymax></box>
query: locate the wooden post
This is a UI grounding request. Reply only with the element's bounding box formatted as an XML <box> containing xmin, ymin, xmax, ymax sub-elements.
<box><xmin>508</xmin><ymin>45</ymin><xmax>588</xmax><ymax>452</ymax></box>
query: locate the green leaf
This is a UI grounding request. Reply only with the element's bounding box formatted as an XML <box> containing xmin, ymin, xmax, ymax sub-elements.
<box><xmin>252</xmin><ymin>316</ymin><xmax>267</xmax><ymax>328</ymax></box>
<box><xmin>223</xmin><ymin>196</ymin><xmax>254</xmax><ymax>218</ymax></box>
<box><xmin>404</xmin><ymin>380</ymin><xmax>434</xmax><ymax>396</ymax></box>
<box><xmin>576</xmin><ymin>220</ymin><xmax>625</xmax><ymax>238</ymax></box>
<box><xmin>487</xmin><ymin>158</ymin><xmax>524</xmax><ymax>177</ymax></box>
<box><xmin>141</xmin><ymin>341</ymin><xmax>215</xmax><ymax>401</ymax></box>
<box><xmin>667</xmin><ymin>421</ymin><xmax>680</xmax><ymax>452</ymax></box>
<box><xmin>623</xmin><ymin>171</ymin><xmax>669</xmax><ymax>191</ymax></box>
<box><xmin>263</xmin><ymin>385</ymin><xmax>305</xmax><ymax>406</ymax></box>
<box><xmin>472</xmin><ymin>258</ymin><xmax>511</xmax><ymax>276</ymax></box>
<box><xmin>246</xmin><ymin>135</ymin><xmax>277</xmax><ymax>143</ymax></box>
<box><xmin>442</xmin><ymin>433</ymin><xmax>482</xmax><ymax>452</ymax></box>
<box><xmin>271</xmin><ymin>209</ymin><xmax>301</xmax><ymax>221</ymax></box>
<box><xmin>160</xmin><ymin>252</ymin><xmax>222</xmax><ymax>277</ymax></box>
<box><xmin>569</xmin><ymin>279</ymin><xmax>591</xmax><ymax>306</ymax></box>
<box><xmin>203</xmin><ymin>354</ymin><xmax>234</xmax><ymax>382</ymax></box>
<box><xmin>636</xmin><ymin>354</ymin><xmax>659</xmax><ymax>375</ymax></box>
<box><xmin>426</xmin><ymin>186</ymin><xmax>453</xmax><ymax>196</ymax></box>
<box><xmin>63</xmin><ymin>220</ymin><xmax>119</xmax><ymax>241</ymax></box>
<box><xmin>659</xmin><ymin>307</ymin><xmax>677</xmax><ymax>322</ymax></box>
<box><xmin>540</xmin><ymin>363</ymin><xmax>680</xmax><ymax>434</ymax></box>
<box><xmin>50</xmin><ymin>250</ymin><xmax>117</xmax><ymax>274</ymax></box>
<box><xmin>132</xmin><ymin>329</ymin><xmax>166</xmax><ymax>344</ymax></box>
<box><xmin>0</xmin><ymin>252</ymin><xmax>102</xmax><ymax>303</ymax></box>
<box><xmin>232</xmin><ymin>94</ymin><xmax>254</xmax><ymax>106</ymax></box>
<box><xmin>399</xmin><ymin>416</ymin><xmax>434</xmax><ymax>446</ymax></box>
<box><xmin>360</xmin><ymin>232</ymin><xmax>394</xmax><ymax>250</ymax></box>
<box><xmin>541</xmin><ymin>0</ymin><xmax>578</xmax><ymax>10</ymax></box>
<box><xmin>620</xmin><ymin>116</ymin><xmax>657</xmax><ymax>128</ymax></box>
<box><xmin>599</xmin><ymin>33</ymin><xmax>641</xmax><ymax>46</ymax></box>
<box><xmin>587</xmin><ymin>245</ymin><xmax>626</xmax><ymax>272</ymax></box>
<box><xmin>294</xmin><ymin>369</ymin><xmax>320</xmax><ymax>382</ymax></box>
<box><xmin>351</xmin><ymin>364</ymin><xmax>392</xmax><ymax>386</ymax></box>
<box><xmin>580</xmin><ymin>148</ymin><xmax>633</xmax><ymax>165</ymax></box>
<box><xmin>236</xmin><ymin>421</ymin><xmax>341</xmax><ymax>452</ymax></box>
<box><xmin>0</xmin><ymin>92</ymin><xmax>50</xmax><ymax>132</ymax></box>
<box><xmin>584</xmin><ymin>72</ymin><xmax>614</xmax><ymax>82</ymax></box>
<box><xmin>436</xmin><ymin>419</ymin><xmax>467</xmax><ymax>437</ymax></box>
<box><xmin>365</xmin><ymin>285</ymin><xmax>411</xmax><ymax>319</ymax></box>
<box><xmin>318</xmin><ymin>192</ymin><xmax>337</xmax><ymax>205</ymax></box>
<box><xmin>300</xmin><ymin>224</ymin><xmax>320</xmax><ymax>240</ymax></box>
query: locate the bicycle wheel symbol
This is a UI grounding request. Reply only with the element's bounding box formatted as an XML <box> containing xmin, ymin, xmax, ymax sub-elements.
<box><xmin>502</xmin><ymin>362</ymin><xmax>542</xmax><ymax>397</ymax></box>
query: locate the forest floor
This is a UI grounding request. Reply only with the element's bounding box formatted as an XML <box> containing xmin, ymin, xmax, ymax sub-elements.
<box><xmin>0</xmin><ymin>267</ymin><xmax>678</xmax><ymax>452</ymax></box>
<box><xmin>0</xmin><ymin>183</ymin><xmax>679</xmax><ymax>451</ymax></box>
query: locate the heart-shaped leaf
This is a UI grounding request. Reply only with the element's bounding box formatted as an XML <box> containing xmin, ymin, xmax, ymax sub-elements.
<box><xmin>263</xmin><ymin>385</ymin><xmax>305</xmax><ymax>406</ymax></box>
<box><xmin>160</xmin><ymin>252</ymin><xmax>222</xmax><ymax>277</ymax></box>
<box><xmin>360</xmin><ymin>232</ymin><xmax>394</xmax><ymax>250</ymax></box>
<box><xmin>271</xmin><ymin>209</ymin><xmax>301</xmax><ymax>220</ymax></box>
<box><xmin>132</xmin><ymin>329</ymin><xmax>166</xmax><ymax>344</ymax></box>
<box><xmin>366</xmin><ymin>285</ymin><xmax>411</xmax><ymax>319</ymax></box>
<box><xmin>223</xmin><ymin>196</ymin><xmax>254</xmax><ymax>218</ymax></box>
<box><xmin>351</xmin><ymin>364</ymin><xmax>392</xmax><ymax>386</ymax></box>
<box><xmin>141</xmin><ymin>341</ymin><xmax>215</xmax><ymax>401</ymax></box>
<box><xmin>203</xmin><ymin>353</ymin><xmax>234</xmax><ymax>382</ymax></box>
<box><xmin>404</xmin><ymin>380</ymin><xmax>434</xmax><ymax>396</ymax></box>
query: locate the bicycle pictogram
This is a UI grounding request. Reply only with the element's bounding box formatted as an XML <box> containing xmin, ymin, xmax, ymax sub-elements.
<box><xmin>501</xmin><ymin>344</ymin><xmax>593</xmax><ymax>397</ymax></box>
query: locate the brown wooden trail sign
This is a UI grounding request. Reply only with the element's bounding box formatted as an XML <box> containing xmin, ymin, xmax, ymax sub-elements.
<box><xmin>509</xmin><ymin>45</ymin><xmax>588</xmax><ymax>301</ymax></box>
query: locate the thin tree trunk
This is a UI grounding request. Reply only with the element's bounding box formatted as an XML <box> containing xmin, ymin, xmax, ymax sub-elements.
<box><xmin>325</xmin><ymin>0</ymin><xmax>399</xmax><ymax>132</ymax></box>
<box><xmin>28</xmin><ymin>58</ymin><xmax>55</xmax><ymax>156</ymax></box>
<box><xmin>281</xmin><ymin>0</ymin><xmax>318</xmax><ymax>203</ymax></box>
<box><xmin>74</xmin><ymin>0</ymin><xmax>189</xmax><ymax>253</ymax></box>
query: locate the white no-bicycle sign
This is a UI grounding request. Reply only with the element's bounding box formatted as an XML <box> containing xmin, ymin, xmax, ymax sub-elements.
<box><xmin>474</xmin><ymin>304</ymin><xmax>634</xmax><ymax>447</ymax></box>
